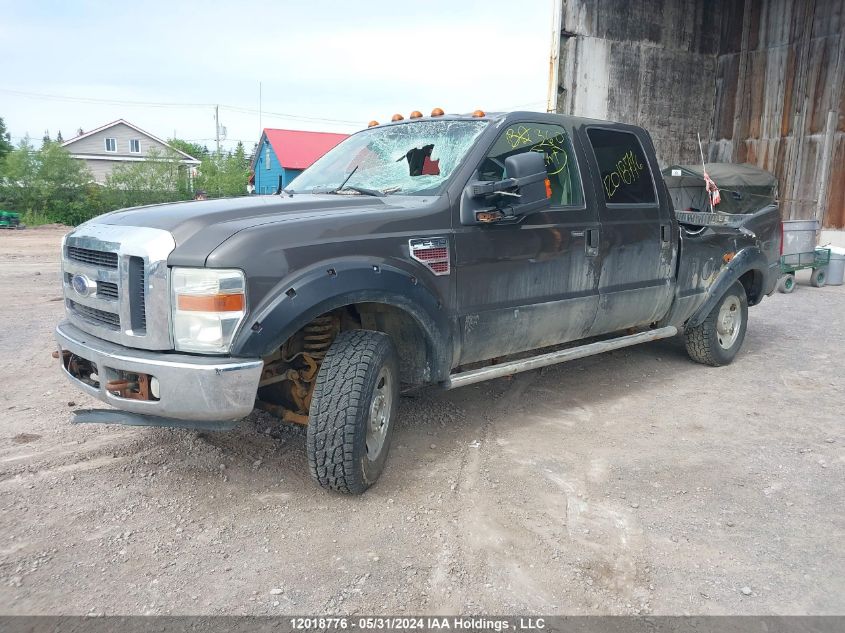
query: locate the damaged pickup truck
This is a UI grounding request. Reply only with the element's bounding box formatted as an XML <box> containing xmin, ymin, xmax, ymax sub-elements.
<box><xmin>55</xmin><ymin>110</ymin><xmax>781</xmax><ymax>493</ymax></box>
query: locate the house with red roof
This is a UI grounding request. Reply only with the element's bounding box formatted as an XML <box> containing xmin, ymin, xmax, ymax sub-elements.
<box><xmin>253</xmin><ymin>128</ymin><xmax>349</xmax><ymax>194</ymax></box>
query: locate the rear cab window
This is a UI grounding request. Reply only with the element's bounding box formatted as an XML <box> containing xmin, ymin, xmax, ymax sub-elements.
<box><xmin>480</xmin><ymin>122</ymin><xmax>584</xmax><ymax>207</ymax></box>
<box><xmin>586</xmin><ymin>128</ymin><xmax>656</xmax><ymax>205</ymax></box>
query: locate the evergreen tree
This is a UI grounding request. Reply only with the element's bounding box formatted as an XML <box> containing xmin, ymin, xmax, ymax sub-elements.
<box><xmin>56</xmin><ymin>130</ymin><xmax>64</xmax><ymax>143</ymax></box>
<box><xmin>0</xmin><ymin>117</ymin><xmax>13</xmax><ymax>160</ymax></box>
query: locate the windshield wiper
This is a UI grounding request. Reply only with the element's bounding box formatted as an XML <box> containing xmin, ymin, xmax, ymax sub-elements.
<box><xmin>332</xmin><ymin>165</ymin><xmax>359</xmax><ymax>193</ymax></box>
<box><xmin>337</xmin><ymin>185</ymin><xmax>385</xmax><ymax>197</ymax></box>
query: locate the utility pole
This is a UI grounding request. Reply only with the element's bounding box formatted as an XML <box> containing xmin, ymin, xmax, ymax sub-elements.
<box><xmin>214</xmin><ymin>104</ymin><xmax>221</xmax><ymax>155</ymax></box>
<box><xmin>546</xmin><ymin>0</ymin><xmax>563</xmax><ymax>113</ymax></box>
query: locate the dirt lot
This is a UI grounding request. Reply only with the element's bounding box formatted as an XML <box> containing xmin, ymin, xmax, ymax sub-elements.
<box><xmin>0</xmin><ymin>225</ymin><xmax>842</xmax><ymax>616</ymax></box>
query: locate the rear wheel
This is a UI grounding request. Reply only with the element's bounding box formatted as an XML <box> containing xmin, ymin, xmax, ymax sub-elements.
<box><xmin>810</xmin><ymin>267</ymin><xmax>827</xmax><ymax>288</ymax></box>
<box><xmin>306</xmin><ymin>330</ymin><xmax>399</xmax><ymax>494</ymax></box>
<box><xmin>778</xmin><ymin>274</ymin><xmax>796</xmax><ymax>293</ymax></box>
<box><xmin>684</xmin><ymin>281</ymin><xmax>748</xmax><ymax>367</ymax></box>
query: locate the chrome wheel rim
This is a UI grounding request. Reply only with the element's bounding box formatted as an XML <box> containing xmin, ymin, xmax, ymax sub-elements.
<box><xmin>366</xmin><ymin>367</ymin><xmax>392</xmax><ymax>461</ymax></box>
<box><xmin>716</xmin><ymin>296</ymin><xmax>741</xmax><ymax>349</ymax></box>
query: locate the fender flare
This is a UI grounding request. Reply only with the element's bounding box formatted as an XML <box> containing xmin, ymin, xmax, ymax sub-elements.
<box><xmin>687</xmin><ymin>247</ymin><xmax>769</xmax><ymax>329</ymax></box>
<box><xmin>231</xmin><ymin>260</ymin><xmax>453</xmax><ymax>381</ymax></box>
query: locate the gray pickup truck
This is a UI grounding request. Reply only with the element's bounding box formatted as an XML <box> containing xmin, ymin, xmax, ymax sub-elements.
<box><xmin>55</xmin><ymin>110</ymin><xmax>781</xmax><ymax>493</ymax></box>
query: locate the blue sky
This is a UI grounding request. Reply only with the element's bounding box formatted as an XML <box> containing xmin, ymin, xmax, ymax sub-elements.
<box><xmin>0</xmin><ymin>0</ymin><xmax>553</xmax><ymax>151</ymax></box>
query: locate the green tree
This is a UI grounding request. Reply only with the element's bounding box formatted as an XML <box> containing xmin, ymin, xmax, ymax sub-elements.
<box><xmin>0</xmin><ymin>137</ymin><xmax>93</xmax><ymax>224</ymax></box>
<box><xmin>0</xmin><ymin>117</ymin><xmax>13</xmax><ymax>161</ymax></box>
<box><xmin>56</xmin><ymin>130</ymin><xmax>64</xmax><ymax>143</ymax></box>
<box><xmin>106</xmin><ymin>147</ymin><xmax>191</xmax><ymax>207</ymax></box>
<box><xmin>168</xmin><ymin>138</ymin><xmax>208</xmax><ymax>161</ymax></box>
<box><xmin>195</xmin><ymin>143</ymin><xmax>250</xmax><ymax>197</ymax></box>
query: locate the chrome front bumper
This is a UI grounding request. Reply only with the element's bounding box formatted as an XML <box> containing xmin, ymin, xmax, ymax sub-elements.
<box><xmin>55</xmin><ymin>321</ymin><xmax>263</xmax><ymax>424</ymax></box>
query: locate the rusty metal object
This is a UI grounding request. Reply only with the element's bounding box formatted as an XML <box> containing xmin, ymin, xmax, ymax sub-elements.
<box><xmin>257</xmin><ymin>313</ymin><xmax>340</xmax><ymax>427</ymax></box>
<box><xmin>255</xmin><ymin>400</ymin><xmax>309</xmax><ymax>425</ymax></box>
<box><xmin>51</xmin><ymin>349</ymin><xmax>71</xmax><ymax>360</ymax></box>
<box><xmin>106</xmin><ymin>379</ymin><xmax>134</xmax><ymax>392</ymax></box>
<box><xmin>105</xmin><ymin>374</ymin><xmax>151</xmax><ymax>400</ymax></box>
<box><xmin>302</xmin><ymin>315</ymin><xmax>338</xmax><ymax>360</ymax></box>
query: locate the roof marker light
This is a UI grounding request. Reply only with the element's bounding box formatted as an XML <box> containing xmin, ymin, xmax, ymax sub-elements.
<box><xmin>472</xmin><ymin>109</ymin><xmax>486</xmax><ymax>118</ymax></box>
<box><xmin>368</xmin><ymin>120</ymin><xmax>379</xmax><ymax>128</ymax></box>
<box><xmin>410</xmin><ymin>110</ymin><xmax>423</xmax><ymax>119</ymax></box>
<box><xmin>431</xmin><ymin>107</ymin><xmax>444</xmax><ymax>117</ymax></box>
<box><xmin>391</xmin><ymin>113</ymin><xmax>404</xmax><ymax>121</ymax></box>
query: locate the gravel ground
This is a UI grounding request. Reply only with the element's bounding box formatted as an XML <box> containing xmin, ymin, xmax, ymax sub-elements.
<box><xmin>0</xmin><ymin>225</ymin><xmax>842</xmax><ymax>616</ymax></box>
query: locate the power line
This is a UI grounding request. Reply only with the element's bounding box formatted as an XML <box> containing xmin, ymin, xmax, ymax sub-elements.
<box><xmin>0</xmin><ymin>88</ymin><xmax>364</xmax><ymax>126</ymax></box>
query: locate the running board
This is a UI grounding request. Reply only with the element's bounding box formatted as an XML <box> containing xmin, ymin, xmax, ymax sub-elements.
<box><xmin>444</xmin><ymin>326</ymin><xmax>678</xmax><ymax>390</ymax></box>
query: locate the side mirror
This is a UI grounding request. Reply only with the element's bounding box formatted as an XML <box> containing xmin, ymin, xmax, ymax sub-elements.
<box><xmin>504</xmin><ymin>152</ymin><xmax>550</xmax><ymax>214</ymax></box>
<box><xmin>462</xmin><ymin>151</ymin><xmax>551</xmax><ymax>224</ymax></box>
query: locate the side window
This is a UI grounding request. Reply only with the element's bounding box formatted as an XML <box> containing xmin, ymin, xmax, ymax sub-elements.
<box><xmin>480</xmin><ymin>123</ymin><xmax>583</xmax><ymax>207</ymax></box>
<box><xmin>586</xmin><ymin>128</ymin><xmax>655</xmax><ymax>204</ymax></box>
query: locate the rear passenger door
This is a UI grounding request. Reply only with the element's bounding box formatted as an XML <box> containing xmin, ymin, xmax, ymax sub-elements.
<box><xmin>583</xmin><ymin>127</ymin><xmax>675</xmax><ymax>334</ymax></box>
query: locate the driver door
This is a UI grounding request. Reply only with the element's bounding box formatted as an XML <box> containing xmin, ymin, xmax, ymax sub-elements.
<box><xmin>454</xmin><ymin>122</ymin><xmax>601</xmax><ymax>366</ymax></box>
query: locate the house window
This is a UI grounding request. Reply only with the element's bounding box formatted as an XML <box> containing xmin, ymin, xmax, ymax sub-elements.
<box><xmin>265</xmin><ymin>146</ymin><xmax>271</xmax><ymax>170</ymax></box>
<box><xmin>104</xmin><ymin>138</ymin><xmax>117</xmax><ymax>152</ymax></box>
<box><xmin>129</xmin><ymin>139</ymin><xmax>141</xmax><ymax>153</ymax></box>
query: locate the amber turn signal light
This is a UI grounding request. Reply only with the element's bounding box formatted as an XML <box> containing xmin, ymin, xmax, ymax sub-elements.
<box><xmin>410</xmin><ymin>110</ymin><xmax>423</xmax><ymax>119</ymax></box>
<box><xmin>177</xmin><ymin>294</ymin><xmax>245</xmax><ymax>312</ymax></box>
<box><xmin>431</xmin><ymin>107</ymin><xmax>444</xmax><ymax>117</ymax></box>
<box><xmin>472</xmin><ymin>109</ymin><xmax>485</xmax><ymax>117</ymax></box>
<box><xmin>723</xmin><ymin>252</ymin><xmax>735</xmax><ymax>263</ymax></box>
<box><xmin>544</xmin><ymin>178</ymin><xmax>552</xmax><ymax>199</ymax></box>
<box><xmin>367</xmin><ymin>120</ymin><xmax>379</xmax><ymax>127</ymax></box>
<box><xmin>391</xmin><ymin>113</ymin><xmax>404</xmax><ymax>121</ymax></box>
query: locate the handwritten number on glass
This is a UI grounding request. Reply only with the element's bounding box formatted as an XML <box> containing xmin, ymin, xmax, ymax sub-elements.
<box><xmin>602</xmin><ymin>150</ymin><xmax>645</xmax><ymax>200</ymax></box>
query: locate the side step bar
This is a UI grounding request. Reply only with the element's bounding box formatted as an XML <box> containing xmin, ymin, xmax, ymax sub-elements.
<box><xmin>444</xmin><ymin>326</ymin><xmax>677</xmax><ymax>390</ymax></box>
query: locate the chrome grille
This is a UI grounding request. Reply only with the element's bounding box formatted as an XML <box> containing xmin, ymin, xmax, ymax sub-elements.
<box><xmin>68</xmin><ymin>300</ymin><xmax>120</xmax><ymax>329</ymax></box>
<box><xmin>64</xmin><ymin>273</ymin><xmax>118</xmax><ymax>300</ymax></box>
<box><xmin>67</xmin><ymin>246</ymin><xmax>118</xmax><ymax>268</ymax></box>
<box><xmin>98</xmin><ymin>281</ymin><xmax>119</xmax><ymax>300</ymax></box>
<box><xmin>61</xmin><ymin>224</ymin><xmax>175</xmax><ymax>350</ymax></box>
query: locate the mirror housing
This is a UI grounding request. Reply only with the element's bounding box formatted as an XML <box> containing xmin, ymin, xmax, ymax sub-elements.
<box><xmin>463</xmin><ymin>151</ymin><xmax>551</xmax><ymax>224</ymax></box>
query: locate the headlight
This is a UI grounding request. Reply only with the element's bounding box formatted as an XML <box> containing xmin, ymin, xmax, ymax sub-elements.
<box><xmin>171</xmin><ymin>268</ymin><xmax>246</xmax><ymax>354</ymax></box>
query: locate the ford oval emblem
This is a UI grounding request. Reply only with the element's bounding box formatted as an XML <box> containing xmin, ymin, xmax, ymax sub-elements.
<box><xmin>71</xmin><ymin>274</ymin><xmax>95</xmax><ymax>297</ymax></box>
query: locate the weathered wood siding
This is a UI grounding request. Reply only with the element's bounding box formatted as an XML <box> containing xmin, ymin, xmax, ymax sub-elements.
<box><xmin>556</xmin><ymin>0</ymin><xmax>845</xmax><ymax>227</ymax></box>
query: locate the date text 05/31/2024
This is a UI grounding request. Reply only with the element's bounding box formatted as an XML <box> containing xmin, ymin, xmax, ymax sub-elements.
<box><xmin>288</xmin><ymin>617</ymin><xmax>546</xmax><ymax>631</ymax></box>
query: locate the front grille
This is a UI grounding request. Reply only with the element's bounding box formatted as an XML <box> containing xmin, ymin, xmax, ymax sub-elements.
<box><xmin>98</xmin><ymin>281</ymin><xmax>119</xmax><ymax>300</ymax></box>
<box><xmin>68</xmin><ymin>300</ymin><xmax>120</xmax><ymax>329</ymax></box>
<box><xmin>62</xmin><ymin>224</ymin><xmax>174</xmax><ymax>350</ymax></box>
<box><xmin>129</xmin><ymin>256</ymin><xmax>146</xmax><ymax>331</ymax></box>
<box><xmin>67</xmin><ymin>246</ymin><xmax>118</xmax><ymax>269</ymax></box>
<box><xmin>64</xmin><ymin>273</ymin><xmax>118</xmax><ymax>301</ymax></box>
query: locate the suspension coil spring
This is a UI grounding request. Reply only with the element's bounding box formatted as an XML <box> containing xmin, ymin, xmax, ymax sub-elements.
<box><xmin>302</xmin><ymin>315</ymin><xmax>337</xmax><ymax>360</ymax></box>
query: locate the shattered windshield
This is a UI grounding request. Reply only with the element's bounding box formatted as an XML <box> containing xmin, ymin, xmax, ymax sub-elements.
<box><xmin>288</xmin><ymin>120</ymin><xmax>489</xmax><ymax>196</ymax></box>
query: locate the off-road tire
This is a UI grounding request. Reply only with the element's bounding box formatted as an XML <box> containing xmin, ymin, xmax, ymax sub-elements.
<box><xmin>810</xmin><ymin>267</ymin><xmax>827</xmax><ymax>288</ymax></box>
<box><xmin>306</xmin><ymin>330</ymin><xmax>399</xmax><ymax>494</ymax></box>
<box><xmin>684</xmin><ymin>281</ymin><xmax>748</xmax><ymax>367</ymax></box>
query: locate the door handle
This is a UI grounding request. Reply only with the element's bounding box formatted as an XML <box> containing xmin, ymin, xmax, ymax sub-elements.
<box><xmin>660</xmin><ymin>223</ymin><xmax>670</xmax><ymax>243</ymax></box>
<box><xmin>585</xmin><ymin>228</ymin><xmax>599</xmax><ymax>256</ymax></box>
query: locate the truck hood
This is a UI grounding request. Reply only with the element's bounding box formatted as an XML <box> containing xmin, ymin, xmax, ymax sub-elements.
<box><xmin>95</xmin><ymin>193</ymin><xmax>441</xmax><ymax>267</ymax></box>
<box><xmin>99</xmin><ymin>194</ymin><xmax>386</xmax><ymax>248</ymax></box>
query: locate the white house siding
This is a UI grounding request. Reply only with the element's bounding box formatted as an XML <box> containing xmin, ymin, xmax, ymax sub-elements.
<box><xmin>79</xmin><ymin>159</ymin><xmax>133</xmax><ymax>184</ymax></box>
<box><xmin>65</xmin><ymin>122</ymin><xmax>173</xmax><ymax>159</ymax></box>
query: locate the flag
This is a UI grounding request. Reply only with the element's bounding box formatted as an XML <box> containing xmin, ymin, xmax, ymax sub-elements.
<box><xmin>703</xmin><ymin>171</ymin><xmax>721</xmax><ymax>206</ymax></box>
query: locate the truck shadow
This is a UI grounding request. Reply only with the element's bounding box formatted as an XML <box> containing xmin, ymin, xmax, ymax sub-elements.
<box><xmin>165</xmin><ymin>320</ymin><xmax>784</xmax><ymax>499</ymax></box>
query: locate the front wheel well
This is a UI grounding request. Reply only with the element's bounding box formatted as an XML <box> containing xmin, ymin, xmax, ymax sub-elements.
<box><xmin>264</xmin><ymin>302</ymin><xmax>436</xmax><ymax>389</ymax></box>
